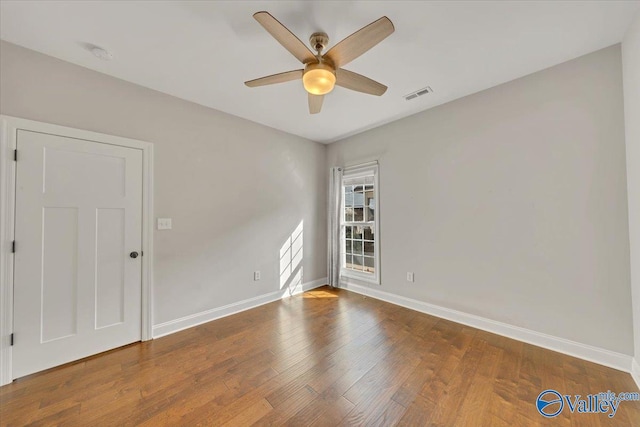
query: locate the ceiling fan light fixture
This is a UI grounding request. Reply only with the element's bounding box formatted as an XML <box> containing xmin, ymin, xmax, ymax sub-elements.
<box><xmin>246</xmin><ymin>12</ymin><xmax>394</xmax><ymax>113</ymax></box>
<box><xmin>303</xmin><ymin>63</ymin><xmax>336</xmax><ymax>95</ymax></box>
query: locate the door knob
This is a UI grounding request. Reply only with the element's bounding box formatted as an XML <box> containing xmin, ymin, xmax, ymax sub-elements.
<box><xmin>130</xmin><ymin>251</ymin><xmax>139</xmax><ymax>259</ymax></box>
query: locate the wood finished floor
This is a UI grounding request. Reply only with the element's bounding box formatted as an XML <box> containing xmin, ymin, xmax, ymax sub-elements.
<box><xmin>1</xmin><ymin>286</ymin><xmax>639</xmax><ymax>426</ymax></box>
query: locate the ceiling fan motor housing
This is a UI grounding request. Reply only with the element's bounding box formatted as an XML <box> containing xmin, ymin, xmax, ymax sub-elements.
<box><xmin>309</xmin><ymin>32</ymin><xmax>329</xmax><ymax>54</ymax></box>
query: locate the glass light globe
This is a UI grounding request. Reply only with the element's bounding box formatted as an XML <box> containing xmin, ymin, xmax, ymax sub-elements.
<box><xmin>303</xmin><ymin>63</ymin><xmax>336</xmax><ymax>95</ymax></box>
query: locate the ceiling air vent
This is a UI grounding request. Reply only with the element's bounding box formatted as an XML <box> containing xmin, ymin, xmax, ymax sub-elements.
<box><xmin>404</xmin><ymin>86</ymin><xmax>433</xmax><ymax>101</ymax></box>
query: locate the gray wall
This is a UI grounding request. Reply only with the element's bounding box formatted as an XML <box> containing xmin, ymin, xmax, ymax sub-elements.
<box><xmin>327</xmin><ymin>45</ymin><xmax>633</xmax><ymax>355</ymax></box>
<box><xmin>0</xmin><ymin>41</ymin><xmax>327</xmax><ymax>325</ymax></box>
<box><xmin>623</xmin><ymin>13</ymin><xmax>640</xmax><ymax>361</ymax></box>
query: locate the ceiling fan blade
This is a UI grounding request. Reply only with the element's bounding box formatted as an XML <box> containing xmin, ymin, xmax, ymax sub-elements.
<box><xmin>245</xmin><ymin>69</ymin><xmax>303</xmax><ymax>87</ymax></box>
<box><xmin>324</xmin><ymin>17</ymin><xmax>394</xmax><ymax>68</ymax></box>
<box><xmin>335</xmin><ymin>69</ymin><xmax>387</xmax><ymax>96</ymax></box>
<box><xmin>253</xmin><ymin>11</ymin><xmax>316</xmax><ymax>64</ymax></box>
<box><xmin>308</xmin><ymin>94</ymin><xmax>324</xmax><ymax>114</ymax></box>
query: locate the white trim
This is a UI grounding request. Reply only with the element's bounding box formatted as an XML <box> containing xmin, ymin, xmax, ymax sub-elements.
<box><xmin>152</xmin><ymin>277</ymin><xmax>327</xmax><ymax>339</ymax></box>
<box><xmin>343</xmin><ymin>160</ymin><xmax>379</xmax><ymax>174</ymax></box>
<box><xmin>0</xmin><ymin>115</ymin><xmax>154</xmax><ymax>386</ymax></box>
<box><xmin>339</xmin><ymin>280</ymin><xmax>634</xmax><ymax>373</ymax></box>
<box><xmin>0</xmin><ymin>117</ymin><xmax>16</xmax><ymax>386</ymax></box>
<box><xmin>632</xmin><ymin>359</ymin><xmax>640</xmax><ymax>391</ymax></box>
<box><xmin>141</xmin><ymin>144</ymin><xmax>154</xmax><ymax>341</ymax></box>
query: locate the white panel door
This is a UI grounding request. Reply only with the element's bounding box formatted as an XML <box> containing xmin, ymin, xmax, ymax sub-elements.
<box><xmin>13</xmin><ymin>130</ymin><xmax>143</xmax><ymax>379</ymax></box>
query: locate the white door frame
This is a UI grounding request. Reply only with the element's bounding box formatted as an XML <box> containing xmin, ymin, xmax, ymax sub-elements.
<box><xmin>0</xmin><ymin>115</ymin><xmax>154</xmax><ymax>386</ymax></box>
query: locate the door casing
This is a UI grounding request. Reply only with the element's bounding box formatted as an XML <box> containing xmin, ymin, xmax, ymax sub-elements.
<box><xmin>0</xmin><ymin>115</ymin><xmax>154</xmax><ymax>386</ymax></box>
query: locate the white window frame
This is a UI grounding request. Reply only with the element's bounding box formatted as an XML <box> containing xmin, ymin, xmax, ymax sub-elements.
<box><xmin>340</xmin><ymin>162</ymin><xmax>380</xmax><ymax>285</ymax></box>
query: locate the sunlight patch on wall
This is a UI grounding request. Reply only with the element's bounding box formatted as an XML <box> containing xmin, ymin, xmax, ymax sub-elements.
<box><xmin>280</xmin><ymin>220</ymin><xmax>304</xmax><ymax>291</ymax></box>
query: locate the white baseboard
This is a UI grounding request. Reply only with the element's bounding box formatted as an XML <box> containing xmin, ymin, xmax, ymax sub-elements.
<box><xmin>152</xmin><ymin>277</ymin><xmax>327</xmax><ymax>338</ymax></box>
<box><xmin>632</xmin><ymin>359</ymin><xmax>640</xmax><ymax>391</ymax></box>
<box><xmin>340</xmin><ymin>281</ymin><xmax>634</xmax><ymax>374</ymax></box>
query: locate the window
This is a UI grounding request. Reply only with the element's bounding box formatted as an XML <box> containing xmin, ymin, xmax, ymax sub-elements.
<box><xmin>341</xmin><ymin>163</ymin><xmax>380</xmax><ymax>284</ymax></box>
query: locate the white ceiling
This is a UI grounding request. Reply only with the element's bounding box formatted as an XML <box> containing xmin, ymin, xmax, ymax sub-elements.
<box><xmin>1</xmin><ymin>1</ymin><xmax>639</xmax><ymax>143</ymax></box>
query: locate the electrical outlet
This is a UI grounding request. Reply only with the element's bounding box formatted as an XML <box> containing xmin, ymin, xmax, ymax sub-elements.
<box><xmin>254</xmin><ymin>271</ymin><xmax>261</xmax><ymax>281</ymax></box>
<box><xmin>406</xmin><ymin>272</ymin><xmax>414</xmax><ymax>282</ymax></box>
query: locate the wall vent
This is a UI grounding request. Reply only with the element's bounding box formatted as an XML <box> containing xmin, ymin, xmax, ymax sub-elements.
<box><xmin>404</xmin><ymin>86</ymin><xmax>433</xmax><ymax>101</ymax></box>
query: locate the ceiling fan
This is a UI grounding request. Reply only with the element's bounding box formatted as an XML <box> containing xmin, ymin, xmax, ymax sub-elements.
<box><xmin>244</xmin><ymin>11</ymin><xmax>395</xmax><ymax>114</ymax></box>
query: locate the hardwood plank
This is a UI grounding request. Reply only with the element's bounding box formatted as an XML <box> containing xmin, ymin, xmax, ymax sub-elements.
<box><xmin>222</xmin><ymin>398</ymin><xmax>273</xmax><ymax>427</ymax></box>
<box><xmin>396</xmin><ymin>326</ymin><xmax>480</xmax><ymax>425</ymax></box>
<box><xmin>252</xmin><ymin>384</ymin><xmax>317</xmax><ymax>426</ymax></box>
<box><xmin>449</xmin><ymin>342</ymin><xmax>503</xmax><ymax>426</ymax></box>
<box><xmin>483</xmin><ymin>337</ymin><xmax>524</xmax><ymax>426</ymax></box>
<box><xmin>285</xmin><ymin>394</ymin><xmax>354</xmax><ymax>426</ymax></box>
<box><xmin>390</xmin><ymin>319</ymin><xmax>467</xmax><ymax>408</ymax></box>
<box><xmin>368</xmin><ymin>398</ymin><xmax>407</xmax><ymax>426</ymax></box>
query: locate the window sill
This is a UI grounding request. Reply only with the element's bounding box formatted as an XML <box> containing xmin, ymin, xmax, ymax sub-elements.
<box><xmin>341</xmin><ymin>269</ymin><xmax>380</xmax><ymax>285</ymax></box>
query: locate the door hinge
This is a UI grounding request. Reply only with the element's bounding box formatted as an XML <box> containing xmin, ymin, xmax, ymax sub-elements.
<box><xmin>14</xmin><ymin>149</ymin><xmax>17</xmax><ymax>161</ymax></box>
<box><xmin>11</xmin><ymin>241</ymin><xmax>15</xmax><ymax>253</ymax></box>
<box><xmin>10</xmin><ymin>333</ymin><xmax>13</xmax><ymax>346</ymax></box>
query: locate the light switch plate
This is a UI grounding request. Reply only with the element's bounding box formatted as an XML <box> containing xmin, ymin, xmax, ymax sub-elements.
<box><xmin>406</xmin><ymin>272</ymin><xmax>414</xmax><ymax>282</ymax></box>
<box><xmin>157</xmin><ymin>218</ymin><xmax>172</xmax><ymax>230</ymax></box>
<box><xmin>254</xmin><ymin>271</ymin><xmax>261</xmax><ymax>281</ymax></box>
